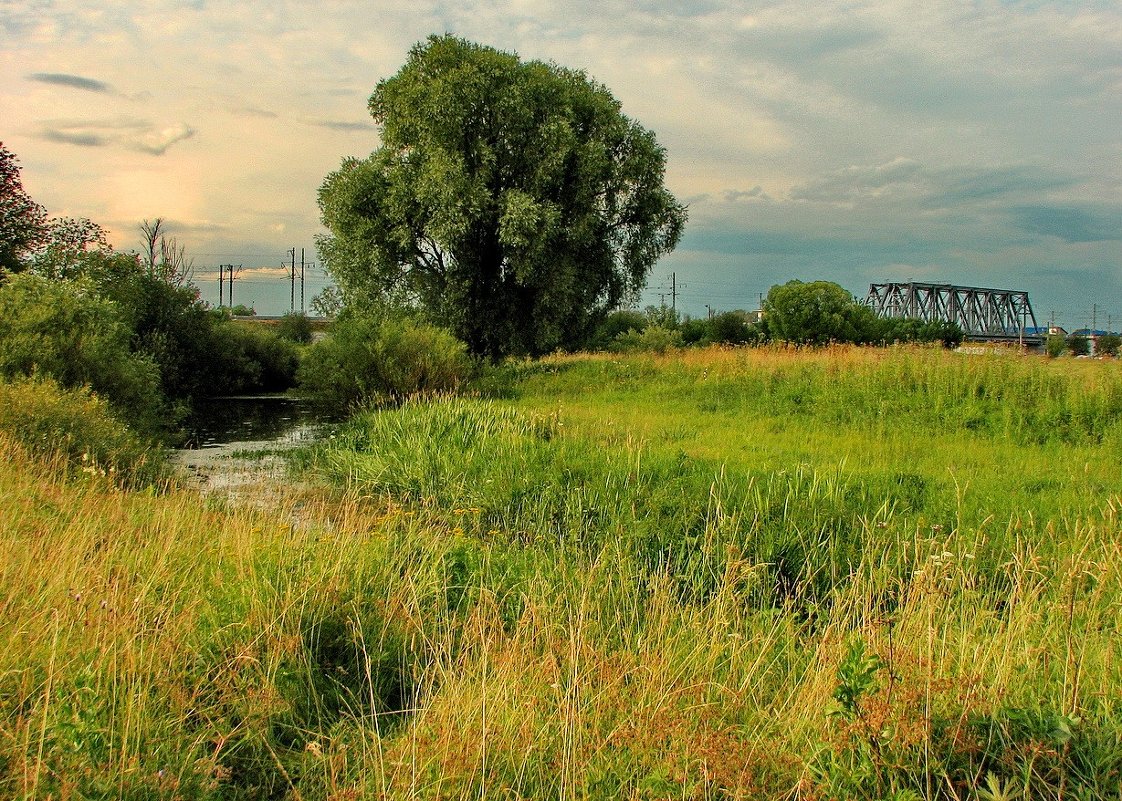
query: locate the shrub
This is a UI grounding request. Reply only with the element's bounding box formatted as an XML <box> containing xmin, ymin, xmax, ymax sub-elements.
<box><xmin>297</xmin><ymin>315</ymin><xmax>472</xmax><ymax>411</ymax></box>
<box><xmin>276</xmin><ymin>312</ymin><xmax>314</xmax><ymax>344</ymax></box>
<box><xmin>1045</xmin><ymin>333</ymin><xmax>1067</xmax><ymax>358</ymax></box>
<box><xmin>589</xmin><ymin>310</ymin><xmax>647</xmax><ymax>350</ymax></box>
<box><xmin>0</xmin><ymin>376</ymin><xmax>165</xmax><ymax>485</ymax></box>
<box><xmin>611</xmin><ymin>325</ymin><xmax>683</xmax><ymax>354</ymax></box>
<box><xmin>1068</xmin><ymin>334</ymin><xmax>1090</xmax><ymax>356</ymax></box>
<box><xmin>709</xmin><ymin>311</ymin><xmax>759</xmax><ymax>345</ymax></box>
<box><xmin>1096</xmin><ymin>333</ymin><xmax>1120</xmax><ymax>357</ymax></box>
<box><xmin>0</xmin><ymin>273</ymin><xmax>165</xmax><ymax>432</ymax></box>
<box><xmin>210</xmin><ymin>322</ymin><xmax>301</xmax><ymax>394</ymax></box>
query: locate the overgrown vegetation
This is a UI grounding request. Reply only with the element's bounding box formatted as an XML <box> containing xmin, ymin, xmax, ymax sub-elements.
<box><xmin>296</xmin><ymin>314</ymin><xmax>473</xmax><ymax>412</ymax></box>
<box><xmin>3</xmin><ymin>346</ymin><xmax>1121</xmax><ymax>799</ymax></box>
<box><xmin>0</xmin><ymin>143</ymin><xmax>303</xmax><ymax>441</ymax></box>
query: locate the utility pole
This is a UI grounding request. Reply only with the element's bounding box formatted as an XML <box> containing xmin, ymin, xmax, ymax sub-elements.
<box><xmin>227</xmin><ymin>265</ymin><xmax>241</xmax><ymax>309</ymax></box>
<box><xmin>300</xmin><ymin>249</ymin><xmax>306</xmax><ymax>314</ymax></box>
<box><xmin>288</xmin><ymin>248</ymin><xmax>296</xmax><ymax>313</ymax></box>
<box><xmin>705</xmin><ymin>304</ymin><xmax>713</xmax><ymax>320</ymax></box>
<box><xmin>658</xmin><ymin>272</ymin><xmax>683</xmax><ymax>313</ymax></box>
<box><xmin>1092</xmin><ymin>303</ymin><xmax>1098</xmax><ymax>332</ymax></box>
<box><xmin>218</xmin><ymin>264</ymin><xmax>226</xmax><ymax>306</ymax></box>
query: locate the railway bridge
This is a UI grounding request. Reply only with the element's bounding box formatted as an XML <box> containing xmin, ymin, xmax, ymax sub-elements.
<box><xmin>865</xmin><ymin>282</ymin><xmax>1042</xmax><ymax>345</ymax></box>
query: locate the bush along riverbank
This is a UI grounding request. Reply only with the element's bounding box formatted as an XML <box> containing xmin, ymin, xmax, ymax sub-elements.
<box><xmin>2</xmin><ymin>346</ymin><xmax>1122</xmax><ymax>799</ymax></box>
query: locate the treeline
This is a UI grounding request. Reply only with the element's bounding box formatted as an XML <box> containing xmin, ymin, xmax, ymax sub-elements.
<box><xmin>0</xmin><ymin>143</ymin><xmax>306</xmax><ymax>445</ymax></box>
<box><xmin>592</xmin><ymin>280</ymin><xmax>963</xmax><ymax>353</ymax></box>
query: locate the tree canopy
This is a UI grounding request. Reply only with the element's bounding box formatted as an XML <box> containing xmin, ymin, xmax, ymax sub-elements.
<box><xmin>318</xmin><ymin>35</ymin><xmax>687</xmax><ymax>358</ymax></box>
<box><xmin>0</xmin><ymin>142</ymin><xmax>49</xmax><ymax>276</ymax></box>
<box><xmin>763</xmin><ymin>280</ymin><xmax>875</xmax><ymax>345</ymax></box>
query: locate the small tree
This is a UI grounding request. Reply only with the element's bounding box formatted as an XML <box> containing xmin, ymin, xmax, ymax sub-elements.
<box><xmin>0</xmin><ymin>143</ymin><xmax>49</xmax><ymax>276</ymax></box>
<box><xmin>276</xmin><ymin>312</ymin><xmax>314</xmax><ymax>344</ymax></box>
<box><xmin>139</xmin><ymin>218</ymin><xmax>193</xmax><ymax>286</ymax></box>
<box><xmin>763</xmin><ymin>280</ymin><xmax>874</xmax><ymax>345</ymax></box>
<box><xmin>1045</xmin><ymin>333</ymin><xmax>1067</xmax><ymax>358</ymax></box>
<box><xmin>1067</xmin><ymin>335</ymin><xmax>1090</xmax><ymax>357</ymax></box>
<box><xmin>0</xmin><ymin>273</ymin><xmax>164</xmax><ymax>431</ymax></box>
<box><xmin>1096</xmin><ymin>333</ymin><xmax>1120</xmax><ymax>357</ymax></box>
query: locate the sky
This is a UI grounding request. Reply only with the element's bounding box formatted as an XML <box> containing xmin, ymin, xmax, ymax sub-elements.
<box><xmin>2</xmin><ymin>1</ymin><xmax>1120</xmax><ymax>328</ymax></box>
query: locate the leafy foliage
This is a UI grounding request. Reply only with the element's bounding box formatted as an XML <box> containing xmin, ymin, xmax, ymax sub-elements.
<box><xmin>0</xmin><ymin>273</ymin><xmax>165</xmax><ymax>431</ymax></box>
<box><xmin>319</xmin><ymin>35</ymin><xmax>687</xmax><ymax>358</ymax></box>
<box><xmin>297</xmin><ymin>314</ymin><xmax>472</xmax><ymax>411</ymax></box>
<box><xmin>0</xmin><ymin>376</ymin><xmax>165</xmax><ymax>486</ymax></box>
<box><xmin>1097</xmin><ymin>333</ymin><xmax>1121</xmax><ymax>357</ymax></box>
<box><xmin>276</xmin><ymin>311</ymin><xmax>314</xmax><ymax>344</ymax></box>
<box><xmin>763</xmin><ymin>280</ymin><xmax>876</xmax><ymax>345</ymax></box>
<box><xmin>763</xmin><ymin>280</ymin><xmax>962</xmax><ymax>347</ymax></box>
<box><xmin>1045</xmin><ymin>333</ymin><xmax>1067</xmax><ymax>358</ymax></box>
<box><xmin>0</xmin><ymin>142</ymin><xmax>49</xmax><ymax>275</ymax></box>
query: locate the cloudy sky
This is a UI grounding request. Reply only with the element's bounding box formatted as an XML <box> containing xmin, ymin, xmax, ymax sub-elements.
<box><xmin>2</xmin><ymin>1</ymin><xmax>1119</xmax><ymax>326</ymax></box>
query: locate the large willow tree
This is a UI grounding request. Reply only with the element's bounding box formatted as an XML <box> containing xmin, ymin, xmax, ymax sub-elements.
<box><xmin>318</xmin><ymin>35</ymin><xmax>686</xmax><ymax>358</ymax></box>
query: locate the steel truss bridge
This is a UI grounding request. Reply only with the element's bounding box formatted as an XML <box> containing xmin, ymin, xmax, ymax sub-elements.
<box><xmin>865</xmin><ymin>282</ymin><xmax>1041</xmax><ymax>344</ymax></box>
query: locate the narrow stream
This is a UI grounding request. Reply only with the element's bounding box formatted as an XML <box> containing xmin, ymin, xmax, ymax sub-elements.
<box><xmin>170</xmin><ymin>395</ymin><xmax>337</xmax><ymax>506</ymax></box>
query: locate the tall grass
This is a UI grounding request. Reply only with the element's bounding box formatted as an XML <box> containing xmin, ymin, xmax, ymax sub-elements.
<box><xmin>3</xmin><ymin>346</ymin><xmax>1121</xmax><ymax>799</ymax></box>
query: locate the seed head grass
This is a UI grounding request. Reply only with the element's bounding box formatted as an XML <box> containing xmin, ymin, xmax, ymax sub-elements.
<box><xmin>2</xmin><ymin>345</ymin><xmax>1121</xmax><ymax>798</ymax></box>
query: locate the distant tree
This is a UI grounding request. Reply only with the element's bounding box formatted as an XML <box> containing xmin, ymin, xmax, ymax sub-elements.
<box><xmin>318</xmin><ymin>35</ymin><xmax>686</xmax><ymax>358</ymax></box>
<box><xmin>589</xmin><ymin>309</ymin><xmax>647</xmax><ymax>350</ymax></box>
<box><xmin>644</xmin><ymin>304</ymin><xmax>680</xmax><ymax>330</ymax></box>
<box><xmin>1045</xmin><ymin>333</ymin><xmax>1067</xmax><ymax>358</ymax></box>
<box><xmin>873</xmin><ymin>317</ymin><xmax>963</xmax><ymax>348</ymax></box>
<box><xmin>27</xmin><ymin>216</ymin><xmax>112</xmax><ymax>280</ymax></box>
<box><xmin>0</xmin><ymin>143</ymin><xmax>49</xmax><ymax>276</ymax></box>
<box><xmin>678</xmin><ymin>317</ymin><xmax>710</xmax><ymax>346</ymax></box>
<box><xmin>763</xmin><ymin>280</ymin><xmax>875</xmax><ymax>345</ymax></box>
<box><xmin>1096</xmin><ymin>333</ymin><xmax>1121</xmax><ymax>357</ymax></box>
<box><xmin>276</xmin><ymin>312</ymin><xmax>314</xmax><ymax>344</ymax></box>
<box><xmin>708</xmin><ymin>310</ymin><xmax>757</xmax><ymax>345</ymax></box>
<box><xmin>139</xmin><ymin>218</ymin><xmax>193</xmax><ymax>286</ymax></box>
<box><xmin>1067</xmin><ymin>335</ymin><xmax>1090</xmax><ymax>357</ymax></box>
<box><xmin>311</xmin><ymin>285</ymin><xmax>343</xmax><ymax>318</ymax></box>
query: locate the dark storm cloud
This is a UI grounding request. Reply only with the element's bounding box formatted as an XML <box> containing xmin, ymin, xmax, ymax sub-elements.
<box><xmin>315</xmin><ymin>120</ymin><xmax>375</xmax><ymax>132</ymax></box>
<box><xmin>40</xmin><ymin>129</ymin><xmax>107</xmax><ymax>147</ymax></box>
<box><xmin>28</xmin><ymin>72</ymin><xmax>112</xmax><ymax>93</ymax></box>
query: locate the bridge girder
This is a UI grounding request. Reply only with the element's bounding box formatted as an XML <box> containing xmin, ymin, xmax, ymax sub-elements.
<box><xmin>866</xmin><ymin>282</ymin><xmax>1039</xmax><ymax>340</ymax></box>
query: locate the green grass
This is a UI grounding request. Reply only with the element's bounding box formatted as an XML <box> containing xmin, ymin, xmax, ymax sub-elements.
<box><xmin>2</xmin><ymin>345</ymin><xmax>1121</xmax><ymax>799</ymax></box>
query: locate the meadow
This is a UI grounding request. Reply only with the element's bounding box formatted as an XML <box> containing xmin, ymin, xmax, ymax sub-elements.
<box><xmin>2</xmin><ymin>345</ymin><xmax>1121</xmax><ymax>800</ymax></box>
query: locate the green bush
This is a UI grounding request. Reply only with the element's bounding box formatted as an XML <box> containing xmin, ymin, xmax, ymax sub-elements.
<box><xmin>589</xmin><ymin>310</ymin><xmax>647</xmax><ymax>350</ymax></box>
<box><xmin>708</xmin><ymin>311</ymin><xmax>760</xmax><ymax>345</ymax></box>
<box><xmin>0</xmin><ymin>376</ymin><xmax>165</xmax><ymax>485</ymax></box>
<box><xmin>1045</xmin><ymin>333</ymin><xmax>1067</xmax><ymax>358</ymax></box>
<box><xmin>297</xmin><ymin>315</ymin><xmax>472</xmax><ymax>411</ymax></box>
<box><xmin>0</xmin><ymin>273</ymin><xmax>165</xmax><ymax>432</ymax></box>
<box><xmin>1096</xmin><ymin>333</ymin><xmax>1120</xmax><ymax>357</ymax></box>
<box><xmin>1068</xmin><ymin>334</ymin><xmax>1090</xmax><ymax>356</ymax></box>
<box><xmin>276</xmin><ymin>312</ymin><xmax>314</xmax><ymax>344</ymax></box>
<box><xmin>210</xmin><ymin>322</ymin><xmax>301</xmax><ymax>394</ymax></box>
<box><xmin>611</xmin><ymin>325</ymin><xmax>682</xmax><ymax>354</ymax></box>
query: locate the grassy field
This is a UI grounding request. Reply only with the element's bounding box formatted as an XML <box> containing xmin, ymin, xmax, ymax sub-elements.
<box><xmin>2</xmin><ymin>345</ymin><xmax>1121</xmax><ymax>799</ymax></box>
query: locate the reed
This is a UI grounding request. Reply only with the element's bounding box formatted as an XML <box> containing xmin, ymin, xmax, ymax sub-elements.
<box><xmin>2</xmin><ymin>345</ymin><xmax>1120</xmax><ymax>799</ymax></box>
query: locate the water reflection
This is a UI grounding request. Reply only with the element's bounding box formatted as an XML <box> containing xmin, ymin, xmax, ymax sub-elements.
<box><xmin>180</xmin><ymin>395</ymin><xmax>332</xmax><ymax>449</ymax></box>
